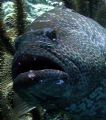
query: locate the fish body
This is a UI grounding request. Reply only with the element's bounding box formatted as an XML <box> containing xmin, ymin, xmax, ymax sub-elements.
<box><xmin>12</xmin><ymin>8</ymin><xmax>106</xmax><ymax>119</ymax></box>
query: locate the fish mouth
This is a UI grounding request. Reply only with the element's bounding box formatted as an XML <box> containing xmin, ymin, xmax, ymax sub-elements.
<box><xmin>12</xmin><ymin>54</ymin><xmax>70</xmax><ymax>108</ymax></box>
<box><xmin>12</xmin><ymin>54</ymin><xmax>65</xmax><ymax>79</ymax></box>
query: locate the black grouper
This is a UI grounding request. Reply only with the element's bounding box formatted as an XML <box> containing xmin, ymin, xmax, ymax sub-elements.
<box><xmin>12</xmin><ymin>8</ymin><xmax>106</xmax><ymax>119</ymax></box>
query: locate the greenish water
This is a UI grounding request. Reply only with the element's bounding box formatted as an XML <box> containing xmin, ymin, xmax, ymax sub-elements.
<box><xmin>2</xmin><ymin>0</ymin><xmax>106</xmax><ymax>28</ymax></box>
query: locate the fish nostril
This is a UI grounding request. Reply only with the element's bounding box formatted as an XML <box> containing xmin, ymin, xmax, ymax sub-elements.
<box><xmin>43</xmin><ymin>28</ymin><xmax>57</xmax><ymax>41</ymax></box>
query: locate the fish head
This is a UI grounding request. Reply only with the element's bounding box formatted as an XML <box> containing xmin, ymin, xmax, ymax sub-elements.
<box><xmin>12</xmin><ymin>28</ymin><xmax>73</xmax><ymax>110</ymax></box>
<box><xmin>12</xmin><ymin>9</ymin><xmax>105</xmax><ymax>111</ymax></box>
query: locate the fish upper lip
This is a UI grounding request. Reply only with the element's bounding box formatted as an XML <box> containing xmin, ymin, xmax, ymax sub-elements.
<box><xmin>12</xmin><ymin>53</ymin><xmax>66</xmax><ymax>80</ymax></box>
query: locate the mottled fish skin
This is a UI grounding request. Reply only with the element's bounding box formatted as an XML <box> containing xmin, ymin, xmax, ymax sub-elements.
<box><xmin>12</xmin><ymin>8</ymin><xmax>106</xmax><ymax>119</ymax></box>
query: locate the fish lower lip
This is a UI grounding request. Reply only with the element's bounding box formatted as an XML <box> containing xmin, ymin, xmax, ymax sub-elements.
<box><xmin>13</xmin><ymin>69</ymin><xmax>69</xmax><ymax>89</ymax></box>
<box><xmin>13</xmin><ymin>69</ymin><xmax>70</xmax><ymax>109</ymax></box>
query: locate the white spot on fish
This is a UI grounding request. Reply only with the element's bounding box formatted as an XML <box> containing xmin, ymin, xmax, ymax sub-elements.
<box><xmin>56</xmin><ymin>80</ymin><xmax>64</xmax><ymax>85</ymax></box>
<box><xmin>40</xmin><ymin>80</ymin><xmax>43</xmax><ymax>83</ymax></box>
<box><xmin>40</xmin><ymin>79</ymin><xmax>46</xmax><ymax>84</ymax></box>
<box><xmin>29</xmin><ymin>70</ymin><xmax>33</xmax><ymax>73</ymax></box>
<box><xmin>53</xmin><ymin>38</ymin><xmax>56</xmax><ymax>41</ymax></box>
<box><xmin>34</xmin><ymin>57</ymin><xmax>36</xmax><ymax>61</ymax></box>
<box><xmin>28</xmin><ymin>70</ymin><xmax>35</xmax><ymax>80</ymax></box>
<box><xmin>18</xmin><ymin>62</ymin><xmax>21</xmax><ymax>65</ymax></box>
